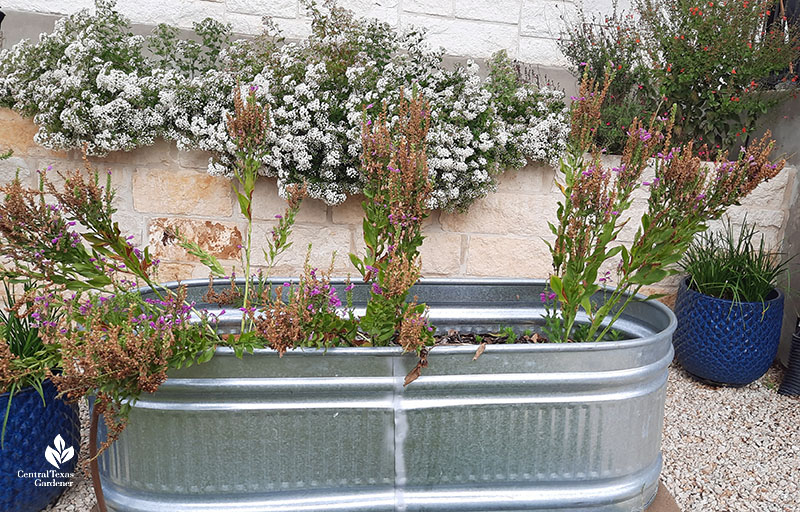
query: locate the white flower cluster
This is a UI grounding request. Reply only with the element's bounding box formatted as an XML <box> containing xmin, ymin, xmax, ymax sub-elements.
<box><xmin>0</xmin><ymin>3</ymin><xmax>166</xmax><ymax>155</ymax></box>
<box><xmin>0</xmin><ymin>1</ymin><xmax>570</xmax><ymax>211</ymax></box>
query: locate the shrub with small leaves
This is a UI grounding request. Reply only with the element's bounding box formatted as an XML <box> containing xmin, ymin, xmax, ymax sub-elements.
<box><xmin>558</xmin><ymin>1</ymin><xmax>656</xmax><ymax>153</ymax></box>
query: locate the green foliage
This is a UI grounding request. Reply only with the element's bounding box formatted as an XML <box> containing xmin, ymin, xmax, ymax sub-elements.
<box><xmin>561</xmin><ymin>0</ymin><xmax>800</xmax><ymax>156</ymax></box>
<box><xmin>543</xmin><ymin>73</ymin><xmax>785</xmax><ymax>343</ymax></box>
<box><xmin>637</xmin><ymin>0</ymin><xmax>800</xmax><ymax>154</ymax></box>
<box><xmin>0</xmin><ymin>278</ymin><xmax>61</xmax><ymax>446</ymax></box>
<box><xmin>500</xmin><ymin>326</ymin><xmax>517</xmax><ymax>343</ymax></box>
<box><xmin>558</xmin><ymin>1</ymin><xmax>656</xmax><ymax>153</ymax></box>
<box><xmin>173</xmin><ymin>230</ymin><xmax>226</xmax><ymax>278</ymax></box>
<box><xmin>148</xmin><ymin>18</ymin><xmax>231</xmax><ymax>78</ymax></box>
<box><xmin>681</xmin><ymin>217</ymin><xmax>791</xmax><ymax>302</ymax></box>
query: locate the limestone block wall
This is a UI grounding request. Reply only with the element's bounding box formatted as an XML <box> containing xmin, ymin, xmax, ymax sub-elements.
<box><xmin>1</xmin><ymin>108</ymin><xmax>797</xmax><ymax>298</ymax></box>
<box><xmin>0</xmin><ymin>0</ymin><xmax>601</xmax><ymax>67</ymax></box>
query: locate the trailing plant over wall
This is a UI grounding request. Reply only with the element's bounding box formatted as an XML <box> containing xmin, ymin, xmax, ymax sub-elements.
<box><xmin>0</xmin><ymin>0</ymin><xmax>569</xmax><ymax>211</ymax></box>
<box><xmin>0</xmin><ymin>0</ymin><xmax>230</xmax><ymax>155</ymax></box>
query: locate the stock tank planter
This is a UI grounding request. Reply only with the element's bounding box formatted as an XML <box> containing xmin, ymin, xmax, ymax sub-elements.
<box><xmin>98</xmin><ymin>278</ymin><xmax>676</xmax><ymax>512</ymax></box>
<box><xmin>673</xmin><ymin>277</ymin><xmax>784</xmax><ymax>386</ymax></box>
<box><xmin>0</xmin><ymin>380</ymin><xmax>81</xmax><ymax>512</ymax></box>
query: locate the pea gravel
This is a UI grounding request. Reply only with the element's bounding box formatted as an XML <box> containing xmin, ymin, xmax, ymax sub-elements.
<box><xmin>42</xmin><ymin>364</ymin><xmax>799</xmax><ymax>512</ymax></box>
<box><xmin>661</xmin><ymin>363</ymin><xmax>800</xmax><ymax>511</ymax></box>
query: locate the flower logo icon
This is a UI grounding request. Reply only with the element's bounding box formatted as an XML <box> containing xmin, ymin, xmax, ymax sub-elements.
<box><xmin>44</xmin><ymin>435</ymin><xmax>74</xmax><ymax>469</ymax></box>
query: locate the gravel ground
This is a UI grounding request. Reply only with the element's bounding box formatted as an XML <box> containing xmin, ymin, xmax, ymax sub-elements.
<box><xmin>43</xmin><ymin>364</ymin><xmax>800</xmax><ymax>512</ymax></box>
<box><xmin>662</xmin><ymin>363</ymin><xmax>800</xmax><ymax>511</ymax></box>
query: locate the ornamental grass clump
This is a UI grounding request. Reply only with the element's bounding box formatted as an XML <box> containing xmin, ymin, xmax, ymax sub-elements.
<box><xmin>545</xmin><ymin>72</ymin><xmax>785</xmax><ymax>343</ymax></box>
<box><xmin>0</xmin><ymin>277</ymin><xmax>61</xmax><ymax>447</ymax></box>
<box><xmin>680</xmin><ymin>217</ymin><xmax>790</xmax><ymax>303</ymax></box>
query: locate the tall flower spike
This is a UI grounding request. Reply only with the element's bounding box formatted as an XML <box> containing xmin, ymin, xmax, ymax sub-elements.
<box><xmin>570</xmin><ymin>70</ymin><xmax>613</xmax><ymax>154</ymax></box>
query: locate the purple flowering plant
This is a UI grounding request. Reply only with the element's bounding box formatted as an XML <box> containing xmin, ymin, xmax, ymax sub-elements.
<box><xmin>0</xmin><ymin>157</ymin><xmax>219</xmax><ymax>448</ymax></box>
<box><xmin>349</xmin><ymin>91</ymin><xmax>435</xmax><ymax>351</ymax></box>
<box><xmin>544</xmin><ymin>71</ymin><xmax>785</xmax><ymax>343</ymax></box>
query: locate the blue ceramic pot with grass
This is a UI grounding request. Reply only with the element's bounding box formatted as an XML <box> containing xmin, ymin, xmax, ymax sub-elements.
<box><xmin>0</xmin><ymin>380</ymin><xmax>80</xmax><ymax>512</ymax></box>
<box><xmin>673</xmin><ymin>277</ymin><xmax>784</xmax><ymax>386</ymax></box>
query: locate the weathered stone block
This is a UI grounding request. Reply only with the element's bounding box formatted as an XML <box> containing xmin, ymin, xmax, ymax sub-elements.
<box><xmin>228</xmin><ymin>0</ymin><xmax>297</xmax><ymax>18</ymax></box>
<box><xmin>336</xmin><ymin>0</ymin><xmax>400</xmax><ymax>25</ymax></box>
<box><xmin>520</xmin><ymin>0</ymin><xmax>574</xmax><ymax>38</ymax></box>
<box><xmin>267</xmin><ymin>17</ymin><xmax>313</xmax><ymax>39</ymax></box>
<box><xmin>177</xmin><ymin>149</ymin><xmax>215</xmax><ymax>170</ymax></box>
<box><xmin>133</xmin><ymin>168</ymin><xmax>232</xmax><ymax>216</ymax></box>
<box><xmin>466</xmin><ymin>235</ymin><xmax>552</xmax><ymax>277</ymax></box>
<box><xmin>420</xmin><ymin>232</ymin><xmax>464</xmax><ymax>276</ymax></box>
<box><xmin>0</xmin><ymin>156</ymin><xmax>30</xmax><ymax>184</ymax></box>
<box><xmin>148</xmin><ymin>218</ymin><xmax>243</xmax><ymax>263</ymax></box>
<box><xmin>740</xmin><ymin>166</ymin><xmax>795</xmax><ymax>210</ymax></box>
<box><xmin>495</xmin><ymin>164</ymin><xmax>550</xmax><ymax>194</ymax></box>
<box><xmin>331</xmin><ymin>194</ymin><xmax>438</xmax><ymax>228</ymax></box>
<box><xmin>116</xmin><ymin>1</ymin><xmax>226</xmax><ymax>28</ymax></box>
<box><xmin>440</xmin><ymin>193</ymin><xmax>558</xmax><ymax>236</ymax></box>
<box><xmin>401</xmin><ymin>14</ymin><xmax>519</xmax><ymax>58</ymax></box>
<box><xmin>155</xmin><ymin>262</ymin><xmax>198</xmax><ymax>283</ymax></box>
<box><xmin>518</xmin><ymin>35</ymin><xmax>566</xmax><ymax>66</ymax></box>
<box><xmin>92</xmin><ymin>139</ymin><xmax>176</xmax><ymax>167</ymax></box>
<box><xmin>454</xmin><ymin>0</ymin><xmax>521</xmax><ymax>24</ymax></box>
<box><xmin>226</xmin><ymin>12</ymin><xmax>270</xmax><ymax>35</ymax></box>
<box><xmin>250</xmin><ymin>224</ymin><xmax>353</xmax><ymax>273</ymax></box>
<box><xmin>0</xmin><ymin>109</ymin><xmax>38</xmax><ymax>155</ymax></box>
<box><xmin>404</xmin><ymin>0</ymin><xmax>453</xmax><ymax>17</ymax></box>
<box><xmin>331</xmin><ymin>195</ymin><xmax>366</xmax><ymax>225</ymax></box>
<box><xmin>249</xmin><ymin>178</ymin><xmax>328</xmax><ymax>224</ymax></box>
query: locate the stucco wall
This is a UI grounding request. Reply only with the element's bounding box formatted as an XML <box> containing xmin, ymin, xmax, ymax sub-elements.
<box><xmin>1</xmin><ymin>108</ymin><xmax>796</xmax><ymax>299</ymax></box>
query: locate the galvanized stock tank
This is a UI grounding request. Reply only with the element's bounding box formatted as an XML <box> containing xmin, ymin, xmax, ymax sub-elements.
<box><xmin>99</xmin><ymin>278</ymin><xmax>676</xmax><ymax>512</ymax></box>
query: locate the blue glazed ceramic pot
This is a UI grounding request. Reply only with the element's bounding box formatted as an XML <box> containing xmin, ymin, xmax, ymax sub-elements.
<box><xmin>673</xmin><ymin>277</ymin><xmax>784</xmax><ymax>386</ymax></box>
<box><xmin>0</xmin><ymin>380</ymin><xmax>80</xmax><ymax>512</ymax></box>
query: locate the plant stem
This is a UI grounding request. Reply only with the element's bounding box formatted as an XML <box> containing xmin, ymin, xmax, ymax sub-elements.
<box><xmin>241</xmin><ymin>214</ymin><xmax>253</xmax><ymax>334</ymax></box>
<box><xmin>592</xmin><ymin>284</ymin><xmax>641</xmax><ymax>342</ymax></box>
